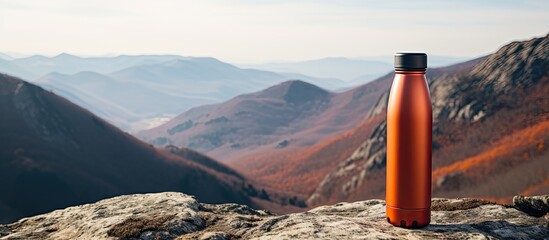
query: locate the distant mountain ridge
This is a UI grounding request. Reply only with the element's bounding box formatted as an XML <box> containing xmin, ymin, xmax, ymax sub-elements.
<box><xmin>240</xmin><ymin>57</ymin><xmax>392</xmax><ymax>82</ymax></box>
<box><xmin>0</xmin><ymin>54</ymin><xmax>351</xmax><ymax>131</ymax></box>
<box><xmin>0</xmin><ymin>53</ymin><xmax>15</xmax><ymax>60</ymax></box>
<box><xmin>34</xmin><ymin>70</ymin><xmax>202</xmax><ymax>130</ymax></box>
<box><xmin>239</xmin><ymin>56</ymin><xmax>471</xmax><ymax>84</ymax></box>
<box><xmin>1</xmin><ymin>53</ymin><xmax>468</xmax><ymax>133</ymax></box>
<box><xmin>10</xmin><ymin>53</ymin><xmax>188</xmax><ymax>78</ymax></box>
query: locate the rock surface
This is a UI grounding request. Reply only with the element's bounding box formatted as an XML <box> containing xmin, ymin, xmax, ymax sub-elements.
<box><xmin>514</xmin><ymin>195</ymin><xmax>549</xmax><ymax>217</ymax></box>
<box><xmin>1</xmin><ymin>192</ymin><xmax>548</xmax><ymax>240</ymax></box>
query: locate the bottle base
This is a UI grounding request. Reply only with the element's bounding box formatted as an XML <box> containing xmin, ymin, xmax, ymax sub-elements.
<box><xmin>386</xmin><ymin>205</ymin><xmax>430</xmax><ymax>228</ymax></box>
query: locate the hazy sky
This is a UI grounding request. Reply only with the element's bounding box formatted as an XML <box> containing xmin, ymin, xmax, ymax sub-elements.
<box><xmin>0</xmin><ymin>0</ymin><xmax>547</xmax><ymax>63</ymax></box>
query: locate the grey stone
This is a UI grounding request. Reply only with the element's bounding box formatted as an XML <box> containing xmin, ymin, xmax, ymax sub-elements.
<box><xmin>1</xmin><ymin>192</ymin><xmax>549</xmax><ymax>240</ymax></box>
<box><xmin>198</xmin><ymin>231</ymin><xmax>232</xmax><ymax>240</ymax></box>
<box><xmin>514</xmin><ymin>195</ymin><xmax>549</xmax><ymax>217</ymax></box>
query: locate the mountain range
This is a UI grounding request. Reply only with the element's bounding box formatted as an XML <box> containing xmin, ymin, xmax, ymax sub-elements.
<box><xmin>140</xmin><ymin>34</ymin><xmax>548</xmax><ymax>209</ymax></box>
<box><xmin>239</xmin><ymin>56</ymin><xmax>470</xmax><ymax>83</ymax></box>
<box><xmin>0</xmin><ymin>54</ymin><xmax>353</xmax><ymax>132</ymax></box>
<box><xmin>239</xmin><ymin>57</ymin><xmax>392</xmax><ymax>82</ymax></box>
<box><xmin>34</xmin><ymin>58</ymin><xmax>289</xmax><ymax>131</ymax></box>
<box><xmin>137</xmin><ymin>75</ymin><xmax>388</xmax><ymax>163</ymax></box>
<box><xmin>139</xmin><ymin>56</ymin><xmax>486</xmax><ymax>200</ymax></box>
<box><xmin>0</xmin><ymin>74</ymin><xmax>262</xmax><ymax>223</ymax></box>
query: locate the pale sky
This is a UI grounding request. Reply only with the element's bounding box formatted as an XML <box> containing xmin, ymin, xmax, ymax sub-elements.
<box><xmin>0</xmin><ymin>0</ymin><xmax>548</xmax><ymax>63</ymax></box>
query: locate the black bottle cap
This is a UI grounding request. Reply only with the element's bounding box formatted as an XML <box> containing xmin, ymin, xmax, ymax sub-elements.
<box><xmin>394</xmin><ymin>53</ymin><xmax>427</xmax><ymax>71</ymax></box>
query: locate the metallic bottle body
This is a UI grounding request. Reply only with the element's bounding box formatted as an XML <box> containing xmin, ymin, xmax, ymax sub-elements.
<box><xmin>386</xmin><ymin>71</ymin><xmax>432</xmax><ymax>228</ymax></box>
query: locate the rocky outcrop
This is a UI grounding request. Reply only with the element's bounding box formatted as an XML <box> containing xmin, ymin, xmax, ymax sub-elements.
<box><xmin>432</xmin><ymin>34</ymin><xmax>548</xmax><ymax>123</ymax></box>
<box><xmin>1</xmin><ymin>192</ymin><xmax>548</xmax><ymax>239</ymax></box>
<box><xmin>365</xmin><ymin>91</ymin><xmax>388</xmax><ymax>119</ymax></box>
<box><xmin>307</xmin><ymin>121</ymin><xmax>387</xmax><ymax>206</ymax></box>
<box><xmin>514</xmin><ymin>195</ymin><xmax>549</xmax><ymax>217</ymax></box>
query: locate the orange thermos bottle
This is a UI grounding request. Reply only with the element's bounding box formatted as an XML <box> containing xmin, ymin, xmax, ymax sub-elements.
<box><xmin>386</xmin><ymin>53</ymin><xmax>431</xmax><ymax>228</ymax></box>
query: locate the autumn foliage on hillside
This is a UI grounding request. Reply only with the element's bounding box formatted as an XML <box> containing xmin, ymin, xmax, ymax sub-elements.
<box><xmin>231</xmin><ymin>114</ymin><xmax>385</xmax><ymax>198</ymax></box>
